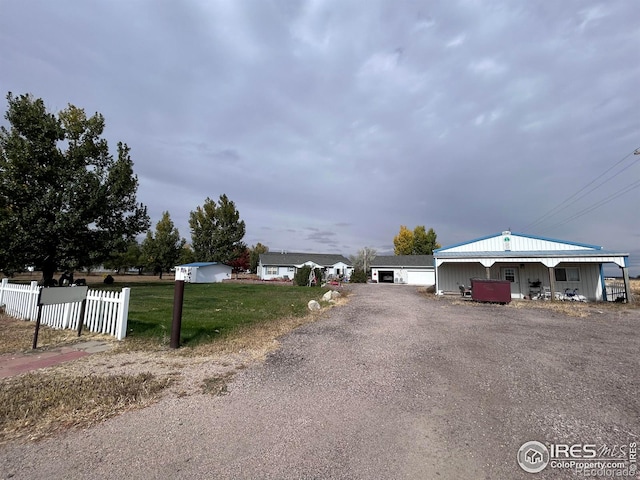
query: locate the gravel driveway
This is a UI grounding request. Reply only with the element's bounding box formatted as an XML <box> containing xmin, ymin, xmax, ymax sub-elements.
<box><xmin>1</xmin><ymin>284</ymin><xmax>639</xmax><ymax>479</ymax></box>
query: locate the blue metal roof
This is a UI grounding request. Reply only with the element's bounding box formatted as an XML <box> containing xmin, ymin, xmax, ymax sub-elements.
<box><xmin>435</xmin><ymin>249</ymin><xmax>628</xmax><ymax>258</ymax></box>
<box><xmin>178</xmin><ymin>262</ymin><xmax>221</xmax><ymax>267</ymax></box>
<box><xmin>434</xmin><ymin>231</ymin><xmax>603</xmax><ymax>252</ymax></box>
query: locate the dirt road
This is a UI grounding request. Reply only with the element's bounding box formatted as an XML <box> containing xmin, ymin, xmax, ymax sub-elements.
<box><xmin>1</xmin><ymin>285</ymin><xmax>639</xmax><ymax>479</ymax></box>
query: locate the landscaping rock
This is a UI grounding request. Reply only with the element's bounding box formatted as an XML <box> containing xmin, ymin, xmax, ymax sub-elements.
<box><xmin>307</xmin><ymin>300</ymin><xmax>321</xmax><ymax>311</ymax></box>
<box><xmin>322</xmin><ymin>290</ymin><xmax>341</xmax><ymax>302</ymax></box>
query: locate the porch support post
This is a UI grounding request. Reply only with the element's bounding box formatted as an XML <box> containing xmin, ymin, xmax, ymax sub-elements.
<box><xmin>621</xmin><ymin>267</ymin><xmax>632</xmax><ymax>304</ymax></box>
<box><xmin>548</xmin><ymin>267</ymin><xmax>556</xmax><ymax>302</ymax></box>
<box><xmin>485</xmin><ymin>267</ymin><xmax>491</xmax><ymax>279</ymax></box>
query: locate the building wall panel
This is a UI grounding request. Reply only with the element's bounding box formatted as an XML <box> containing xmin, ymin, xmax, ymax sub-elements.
<box><xmin>437</xmin><ymin>263</ymin><xmax>486</xmax><ymax>292</ymax></box>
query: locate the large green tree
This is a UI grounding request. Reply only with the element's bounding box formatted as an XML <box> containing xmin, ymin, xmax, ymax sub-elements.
<box><xmin>141</xmin><ymin>211</ymin><xmax>185</xmax><ymax>279</ymax></box>
<box><xmin>412</xmin><ymin>226</ymin><xmax>440</xmax><ymax>255</ymax></box>
<box><xmin>189</xmin><ymin>194</ymin><xmax>246</xmax><ymax>264</ymax></box>
<box><xmin>0</xmin><ymin>93</ymin><xmax>150</xmax><ymax>283</ymax></box>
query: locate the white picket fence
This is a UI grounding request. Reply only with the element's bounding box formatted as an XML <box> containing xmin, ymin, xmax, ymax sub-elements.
<box><xmin>0</xmin><ymin>278</ymin><xmax>130</xmax><ymax>340</ymax></box>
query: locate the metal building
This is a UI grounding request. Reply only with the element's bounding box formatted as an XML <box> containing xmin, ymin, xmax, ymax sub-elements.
<box><xmin>434</xmin><ymin>231</ymin><xmax>631</xmax><ymax>301</ymax></box>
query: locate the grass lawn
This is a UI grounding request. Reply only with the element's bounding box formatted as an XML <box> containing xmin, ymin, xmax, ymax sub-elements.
<box><xmin>125</xmin><ymin>282</ymin><xmax>330</xmax><ymax>346</ymax></box>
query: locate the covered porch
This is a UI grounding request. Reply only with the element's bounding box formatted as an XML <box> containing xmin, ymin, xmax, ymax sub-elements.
<box><xmin>435</xmin><ymin>251</ymin><xmax>631</xmax><ymax>302</ymax></box>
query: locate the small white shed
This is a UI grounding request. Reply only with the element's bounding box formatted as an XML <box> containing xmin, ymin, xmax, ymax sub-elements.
<box><xmin>175</xmin><ymin>262</ymin><xmax>232</xmax><ymax>283</ymax></box>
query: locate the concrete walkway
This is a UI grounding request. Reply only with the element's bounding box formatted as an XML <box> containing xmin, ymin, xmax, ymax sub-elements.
<box><xmin>0</xmin><ymin>340</ymin><xmax>112</xmax><ymax>379</ymax></box>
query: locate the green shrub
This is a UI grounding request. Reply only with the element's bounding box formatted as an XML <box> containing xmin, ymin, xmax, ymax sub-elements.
<box><xmin>350</xmin><ymin>268</ymin><xmax>367</xmax><ymax>283</ymax></box>
<box><xmin>294</xmin><ymin>266</ymin><xmax>322</xmax><ymax>287</ymax></box>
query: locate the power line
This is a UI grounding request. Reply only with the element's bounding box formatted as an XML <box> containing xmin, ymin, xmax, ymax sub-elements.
<box><xmin>537</xmin><ymin>177</ymin><xmax>640</xmax><ymax>235</ymax></box>
<box><xmin>522</xmin><ymin>146</ymin><xmax>640</xmax><ymax>232</ymax></box>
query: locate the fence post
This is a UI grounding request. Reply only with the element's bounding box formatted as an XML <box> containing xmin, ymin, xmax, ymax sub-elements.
<box><xmin>0</xmin><ymin>277</ymin><xmax>7</xmax><ymax>308</ymax></box>
<box><xmin>77</xmin><ymin>298</ymin><xmax>87</xmax><ymax>337</ymax></box>
<box><xmin>27</xmin><ymin>281</ymin><xmax>40</xmax><ymax>321</ymax></box>
<box><xmin>115</xmin><ymin>288</ymin><xmax>130</xmax><ymax>340</ymax></box>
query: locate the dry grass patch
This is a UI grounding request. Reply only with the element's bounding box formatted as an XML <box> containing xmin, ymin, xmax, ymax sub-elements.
<box><xmin>0</xmin><ymin>315</ymin><xmax>113</xmax><ymax>354</ymax></box>
<box><xmin>630</xmin><ymin>279</ymin><xmax>640</xmax><ymax>306</ymax></box>
<box><xmin>423</xmin><ymin>289</ymin><xmax>637</xmax><ymax>318</ymax></box>
<box><xmin>446</xmin><ymin>296</ymin><xmax>633</xmax><ymax>317</ymax></box>
<box><xmin>0</xmin><ymin>371</ymin><xmax>172</xmax><ymax>444</ymax></box>
<box><xmin>0</xmin><ymin>314</ymin><xmax>75</xmax><ymax>353</ymax></box>
<box><xmin>508</xmin><ymin>300</ymin><xmax>591</xmax><ymax>317</ymax></box>
<box><xmin>201</xmin><ymin>372</ymin><xmax>235</xmax><ymax>396</ymax></box>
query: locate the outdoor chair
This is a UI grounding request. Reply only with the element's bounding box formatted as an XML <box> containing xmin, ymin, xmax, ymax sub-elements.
<box><xmin>459</xmin><ymin>285</ymin><xmax>472</xmax><ymax>297</ymax></box>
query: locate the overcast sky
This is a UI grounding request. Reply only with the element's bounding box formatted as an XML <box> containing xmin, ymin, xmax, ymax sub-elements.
<box><xmin>1</xmin><ymin>1</ymin><xmax>639</xmax><ymax>273</ymax></box>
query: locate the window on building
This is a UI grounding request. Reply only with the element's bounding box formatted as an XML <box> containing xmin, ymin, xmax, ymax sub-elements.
<box><xmin>266</xmin><ymin>266</ymin><xmax>278</xmax><ymax>275</ymax></box>
<box><xmin>503</xmin><ymin>267</ymin><xmax>516</xmax><ymax>282</ymax></box>
<box><xmin>555</xmin><ymin>267</ymin><xmax>580</xmax><ymax>282</ymax></box>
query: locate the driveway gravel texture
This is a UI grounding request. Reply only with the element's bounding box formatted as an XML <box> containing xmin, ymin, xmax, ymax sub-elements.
<box><xmin>1</xmin><ymin>284</ymin><xmax>639</xmax><ymax>479</ymax></box>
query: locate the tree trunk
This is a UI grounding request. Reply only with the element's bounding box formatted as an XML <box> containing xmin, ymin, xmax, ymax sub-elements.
<box><xmin>41</xmin><ymin>257</ymin><xmax>57</xmax><ymax>286</ymax></box>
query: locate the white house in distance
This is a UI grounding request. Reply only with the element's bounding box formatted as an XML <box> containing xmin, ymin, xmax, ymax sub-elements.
<box><xmin>258</xmin><ymin>253</ymin><xmax>353</xmax><ymax>281</ymax></box>
<box><xmin>175</xmin><ymin>262</ymin><xmax>232</xmax><ymax>283</ymax></box>
<box><xmin>434</xmin><ymin>231</ymin><xmax>631</xmax><ymax>301</ymax></box>
<box><xmin>370</xmin><ymin>255</ymin><xmax>435</xmax><ymax>285</ymax></box>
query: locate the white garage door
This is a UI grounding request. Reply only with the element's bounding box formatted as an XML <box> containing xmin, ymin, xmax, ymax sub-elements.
<box><xmin>406</xmin><ymin>270</ymin><xmax>435</xmax><ymax>285</ymax></box>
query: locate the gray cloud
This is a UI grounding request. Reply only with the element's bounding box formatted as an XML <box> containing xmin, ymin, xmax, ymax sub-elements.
<box><xmin>1</xmin><ymin>0</ymin><xmax>638</xmax><ymax>274</ymax></box>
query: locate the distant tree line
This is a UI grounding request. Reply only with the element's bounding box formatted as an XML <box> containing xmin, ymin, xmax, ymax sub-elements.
<box><xmin>0</xmin><ymin>93</ymin><xmax>444</xmax><ymax>282</ymax></box>
<box><xmin>105</xmin><ymin>203</ymin><xmax>269</xmax><ymax>278</ymax></box>
<box><xmin>0</xmin><ymin>92</ymin><xmax>267</xmax><ymax>281</ymax></box>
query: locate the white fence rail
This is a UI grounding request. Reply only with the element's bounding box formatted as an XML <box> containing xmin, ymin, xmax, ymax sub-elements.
<box><xmin>0</xmin><ymin>278</ymin><xmax>130</xmax><ymax>340</ymax></box>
